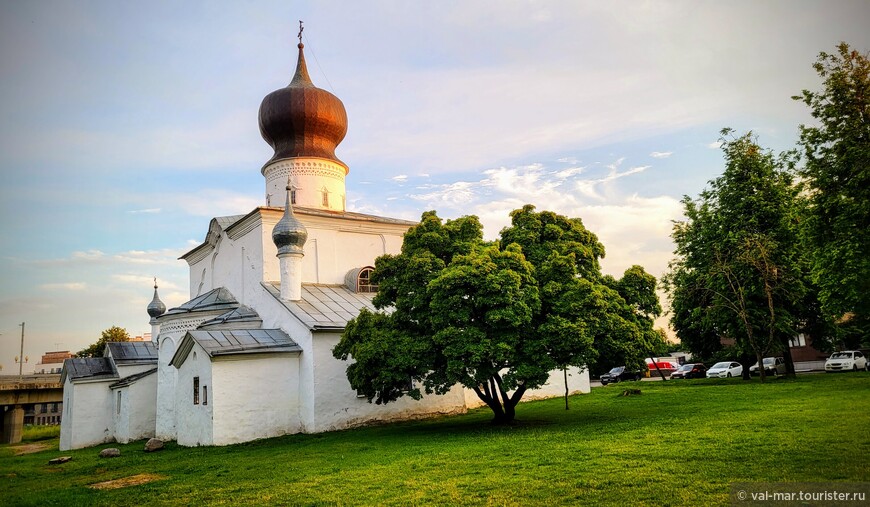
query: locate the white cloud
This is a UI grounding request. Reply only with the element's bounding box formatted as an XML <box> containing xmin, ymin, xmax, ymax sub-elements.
<box><xmin>708</xmin><ymin>141</ymin><xmax>723</xmax><ymax>149</ymax></box>
<box><xmin>128</xmin><ymin>208</ymin><xmax>161</xmax><ymax>214</ymax></box>
<box><xmin>391</xmin><ymin>174</ymin><xmax>408</xmax><ymax>183</ymax></box>
<box><xmin>650</xmin><ymin>151</ymin><xmax>673</xmax><ymax>159</ymax></box>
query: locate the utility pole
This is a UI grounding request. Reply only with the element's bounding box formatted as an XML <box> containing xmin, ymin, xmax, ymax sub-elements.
<box><xmin>19</xmin><ymin>322</ymin><xmax>25</xmax><ymax>380</ymax></box>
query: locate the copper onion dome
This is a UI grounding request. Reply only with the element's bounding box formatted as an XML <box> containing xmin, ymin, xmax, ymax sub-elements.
<box><xmin>147</xmin><ymin>279</ymin><xmax>167</xmax><ymax>318</ymax></box>
<box><xmin>259</xmin><ymin>42</ymin><xmax>348</xmax><ymax>169</ymax></box>
<box><xmin>272</xmin><ymin>183</ymin><xmax>308</xmax><ymax>255</ymax></box>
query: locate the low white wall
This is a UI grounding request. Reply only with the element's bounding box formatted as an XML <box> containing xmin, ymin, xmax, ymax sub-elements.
<box><xmin>114</xmin><ymin>375</ymin><xmax>157</xmax><ymax>444</ymax></box>
<box><xmin>60</xmin><ymin>379</ymin><xmax>114</xmax><ymax>450</ymax></box>
<box><xmin>210</xmin><ymin>353</ymin><xmax>301</xmax><ymax>446</ymax></box>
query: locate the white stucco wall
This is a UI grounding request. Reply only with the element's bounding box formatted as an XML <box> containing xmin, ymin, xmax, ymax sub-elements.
<box><xmin>309</xmin><ymin>332</ymin><xmax>467</xmax><ymax>433</ymax></box>
<box><xmin>175</xmin><ymin>343</ymin><xmax>214</xmax><ymax>447</ymax></box>
<box><xmin>59</xmin><ymin>378</ymin><xmax>115</xmax><ymax>450</ymax></box>
<box><xmin>210</xmin><ymin>353</ymin><xmax>301</xmax><ymax>446</ymax></box>
<box><xmin>155</xmin><ymin>335</ymin><xmax>178</xmax><ymax>441</ymax></box>
<box><xmin>112</xmin><ymin>374</ymin><xmax>157</xmax><ymax>444</ymax></box>
<box><xmin>263</xmin><ymin>158</ymin><xmax>348</xmax><ymax>212</ymax></box>
<box><xmin>187</xmin><ymin>211</ymin><xmax>410</xmax><ymax>300</ymax></box>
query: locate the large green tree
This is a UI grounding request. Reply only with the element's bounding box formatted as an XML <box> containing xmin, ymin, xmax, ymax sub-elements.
<box><xmin>76</xmin><ymin>325</ymin><xmax>131</xmax><ymax>358</ymax></box>
<box><xmin>663</xmin><ymin>131</ymin><xmax>806</xmax><ymax>380</ymax></box>
<box><xmin>334</xmin><ymin>207</ymin><xmax>659</xmax><ymax>423</ymax></box>
<box><xmin>793</xmin><ymin>43</ymin><xmax>870</xmax><ymax>345</ymax></box>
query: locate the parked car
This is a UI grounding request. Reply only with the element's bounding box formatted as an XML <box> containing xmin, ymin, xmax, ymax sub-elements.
<box><xmin>670</xmin><ymin>363</ymin><xmax>707</xmax><ymax>379</ymax></box>
<box><xmin>600</xmin><ymin>366</ymin><xmax>642</xmax><ymax>385</ymax></box>
<box><xmin>825</xmin><ymin>351</ymin><xmax>868</xmax><ymax>372</ymax></box>
<box><xmin>749</xmin><ymin>357</ymin><xmax>786</xmax><ymax>376</ymax></box>
<box><xmin>706</xmin><ymin>361</ymin><xmax>743</xmax><ymax>378</ymax></box>
<box><xmin>646</xmin><ymin>361</ymin><xmax>680</xmax><ymax>377</ymax></box>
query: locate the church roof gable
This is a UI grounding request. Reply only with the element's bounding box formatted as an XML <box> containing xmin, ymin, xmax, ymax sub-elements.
<box><xmin>61</xmin><ymin>357</ymin><xmax>118</xmax><ymax>383</ymax></box>
<box><xmin>170</xmin><ymin>328</ymin><xmax>302</xmax><ymax>367</ymax></box>
<box><xmin>163</xmin><ymin>287</ymin><xmax>239</xmax><ymax>317</ymax></box>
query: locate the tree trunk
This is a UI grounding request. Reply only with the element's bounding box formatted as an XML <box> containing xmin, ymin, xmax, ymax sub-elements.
<box><xmin>779</xmin><ymin>334</ymin><xmax>796</xmax><ymax>377</ymax></box>
<box><xmin>756</xmin><ymin>351</ymin><xmax>767</xmax><ymax>383</ymax></box>
<box><xmin>563</xmin><ymin>368</ymin><xmax>569</xmax><ymax>410</ymax></box>
<box><xmin>739</xmin><ymin>350</ymin><xmax>753</xmax><ymax>380</ymax></box>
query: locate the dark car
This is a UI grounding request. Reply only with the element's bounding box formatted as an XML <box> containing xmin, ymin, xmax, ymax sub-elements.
<box><xmin>670</xmin><ymin>363</ymin><xmax>707</xmax><ymax>379</ymax></box>
<box><xmin>600</xmin><ymin>366</ymin><xmax>642</xmax><ymax>385</ymax></box>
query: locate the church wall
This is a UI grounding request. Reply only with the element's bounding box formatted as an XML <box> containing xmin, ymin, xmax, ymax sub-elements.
<box><xmin>210</xmin><ymin>353</ymin><xmax>301</xmax><ymax>445</ymax></box>
<box><xmin>308</xmin><ymin>332</ymin><xmax>467</xmax><ymax>433</ymax></box>
<box><xmin>462</xmin><ymin>366</ymin><xmax>591</xmax><ymax>409</ymax></box>
<box><xmin>113</xmin><ymin>375</ymin><xmax>157</xmax><ymax>444</ymax></box>
<box><xmin>156</xmin><ymin>313</ymin><xmax>221</xmax><ymax>441</ymax></box>
<box><xmin>156</xmin><ymin>335</ymin><xmax>178</xmax><ymax>441</ymax></box>
<box><xmin>175</xmin><ymin>343</ymin><xmax>213</xmax><ymax>447</ymax></box>
<box><xmin>60</xmin><ymin>379</ymin><xmax>114</xmax><ymax>450</ymax></box>
<box><xmin>247</xmin><ymin>283</ymin><xmax>317</xmax><ymax>431</ymax></box>
<box><xmin>116</xmin><ymin>363</ymin><xmax>155</xmax><ymax>378</ymax></box>
<box><xmin>112</xmin><ymin>386</ymin><xmax>128</xmax><ymax>443</ymax></box>
<box><xmin>59</xmin><ymin>378</ymin><xmax>75</xmax><ymax>450</ymax></box>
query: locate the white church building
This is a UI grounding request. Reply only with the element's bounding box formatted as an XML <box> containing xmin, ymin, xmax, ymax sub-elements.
<box><xmin>60</xmin><ymin>35</ymin><xmax>590</xmax><ymax>451</ymax></box>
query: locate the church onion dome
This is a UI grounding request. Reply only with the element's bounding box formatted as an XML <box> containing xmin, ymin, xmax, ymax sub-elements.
<box><xmin>147</xmin><ymin>280</ymin><xmax>167</xmax><ymax>318</ymax></box>
<box><xmin>272</xmin><ymin>184</ymin><xmax>308</xmax><ymax>255</ymax></box>
<box><xmin>258</xmin><ymin>42</ymin><xmax>348</xmax><ymax>169</ymax></box>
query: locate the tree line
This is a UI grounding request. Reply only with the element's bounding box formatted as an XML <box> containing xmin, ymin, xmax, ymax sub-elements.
<box><xmin>663</xmin><ymin>43</ymin><xmax>869</xmax><ymax>379</ymax></box>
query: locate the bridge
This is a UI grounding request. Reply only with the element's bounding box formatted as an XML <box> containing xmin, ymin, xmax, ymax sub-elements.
<box><xmin>0</xmin><ymin>374</ymin><xmax>63</xmax><ymax>444</ymax></box>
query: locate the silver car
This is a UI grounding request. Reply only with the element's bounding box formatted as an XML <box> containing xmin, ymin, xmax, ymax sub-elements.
<box><xmin>749</xmin><ymin>357</ymin><xmax>786</xmax><ymax>376</ymax></box>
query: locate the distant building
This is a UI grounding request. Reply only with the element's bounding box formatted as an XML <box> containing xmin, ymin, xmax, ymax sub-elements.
<box><xmin>33</xmin><ymin>351</ymin><xmax>74</xmax><ymax>375</ymax></box>
<box><xmin>59</xmin><ymin>33</ymin><xmax>590</xmax><ymax>451</ymax></box>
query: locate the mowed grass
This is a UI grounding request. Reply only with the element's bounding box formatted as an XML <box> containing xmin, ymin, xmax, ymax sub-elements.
<box><xmin>2</xmin><ymin>373</ymin><xmax>869</xmax><ymax>506</ymax></box>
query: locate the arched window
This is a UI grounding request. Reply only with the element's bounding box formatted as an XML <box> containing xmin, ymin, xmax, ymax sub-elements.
<box><xmin>357</xmin><ymin>267</ymin><xmax>377</xmax><ymax>293</ymax></box>
<box><xmin>290</xmin><ymin>187</ymin><xmax>297</xmax><ymax>205</ymax></box>
<box><xmin>321</xmin><ymin>187</ymin><xmax>329</xmax><ymax>207</ymax></box>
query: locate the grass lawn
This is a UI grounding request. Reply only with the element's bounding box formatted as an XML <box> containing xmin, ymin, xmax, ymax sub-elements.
<box><xmin>2</xmin><ymin>373</ymin><xmax>869</xmax><ymax>506</ymax></box>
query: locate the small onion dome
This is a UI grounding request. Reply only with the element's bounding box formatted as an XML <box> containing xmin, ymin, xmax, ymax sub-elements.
<box><xmin>259</xmin><ymin>43</ymin><xmax>348</xmax><ymax>169</ymax></box>
<box><xmin>272</xmin><ymin>184</ymin><xmax>308</xmax><ymax>255</ymax></box>
<box><xmin>147</xmin><ymin>281</ymin><xmax>167</xmax><ymax>318</ymax></box>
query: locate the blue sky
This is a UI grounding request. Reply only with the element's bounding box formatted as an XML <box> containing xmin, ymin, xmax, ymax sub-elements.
<box><xmin>1</xmin><ymin>0</ymin><xmax>868</xmax><ymax>372</ymax></box>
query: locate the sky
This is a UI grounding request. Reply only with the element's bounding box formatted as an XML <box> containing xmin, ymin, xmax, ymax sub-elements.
<box><xmin>1</xmin><ymin>0</ymin><xmax>868</xmax><ymax>373</ymax></box>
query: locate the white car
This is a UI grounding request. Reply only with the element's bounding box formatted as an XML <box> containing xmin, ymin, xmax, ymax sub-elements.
<box><xmin>706</xmin><ymin>361</ymin><xmax>743</xmax><ymax>378</ymax></box>
<box><xmin>825</xmin><ymin>351</ymin><xmax>867</xmax><ymax>372</ymax></box>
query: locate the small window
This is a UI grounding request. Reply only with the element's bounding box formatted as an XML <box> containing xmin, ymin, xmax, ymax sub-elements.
<box><xmin>40</xmin><ymin>404</ymin><xmax>47</xmax><ymax>414</ymax></box>
<box><xmin>357</xmin><ymin>267</ymin><xmax>378</xmax><ymax>293</ymax></box>
<box><xmin>117</xmin><ymin>392</ymin><xmax>121</xmax><ymax>414</ymax></box>
<box><xmin>322</xmin><ymin>188</ymin><xmax>329</xmax><ymax>207</ymax></box>
<box><xmin>203</xmin><ymin>385</ymin><xmax>208</xmax><ymax>406</ymax></box>
<box><xmin>193</xmin><ymin>377</ymin><xmax>200</xmax><ymax>405</ymax></box>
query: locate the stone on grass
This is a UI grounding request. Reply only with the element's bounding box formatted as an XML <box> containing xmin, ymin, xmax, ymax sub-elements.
<box><xmin>48</xmin><ymin>456</ymin><xmax>73</xmax><ymax>465</ymax></box>
<box><xmin>144</xmin><ymin>438</ymin><xmax>164</xmax><ymax>452</ymax></box>
<box><xmin>99</xmin><ymin>448</ymin><xmax>121</xmax><ymax>458</ymax></box>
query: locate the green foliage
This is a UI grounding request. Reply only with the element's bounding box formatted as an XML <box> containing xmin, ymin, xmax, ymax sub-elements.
<box><xmin>335</xmin><ymin>207</ymin><xmax>660</xmax><ymax>422</ymax></box>
<box><xmin>793</xmin><ymin>42</ymin><xmax>870</xmax><ymax>327</ymax></box>
<box><xmin>663</xmin><ymin>131</ymin><xmax>810</xmax><ymax>377</ymax></box>
<box><xmin>2</xmin><ymin>374</ymin><xmax>869</xmax><ymax>506</ymax></box>
<box><xmin>76</xmin><ymin>326</ymin><xmax>131</xmax><ymax>358</ymax></box>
